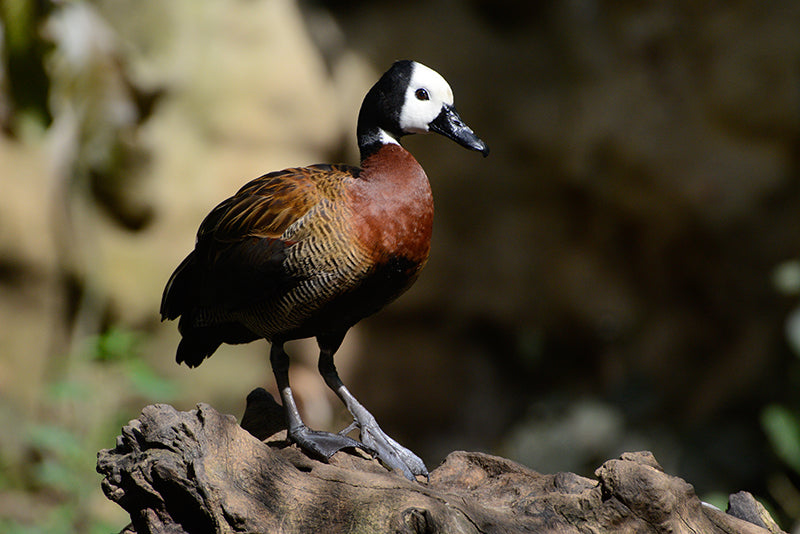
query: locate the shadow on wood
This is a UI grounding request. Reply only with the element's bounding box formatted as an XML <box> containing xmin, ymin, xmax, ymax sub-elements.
<box><xmin>97</xmin><ymin>388</ymin><xmax>785</xmax><ymax>533</ymax></box>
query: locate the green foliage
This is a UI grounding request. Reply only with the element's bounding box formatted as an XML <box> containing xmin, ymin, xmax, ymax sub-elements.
<box><xmin>88</xmin><ymin>326</ymin><xmax>177</xmax><ymax>400</ymax></box>
<box><xmin>762</xmin><ymin>405</ymin><xmax>800</xmax><ymax>475</ymax></box>
<box><xmin>0</xmin><ymin>325</ymin><xmax>176</xmax><ymax>533</ymax></box>
<box><xmin>89</xmin><ymin>326</ymin><xmax>144</xmax><ymax>363</ymax></box>
<box><xmin>28</xmin><ymin>424</ymin><xmax>88</xmax><ymax>492</ymax></box>
<box><xmin>761</xmin><ymin>403</ymin><xmax>800</xmax><ymax>527</ymax></box>
<box><xmin>0</xmin><ymin>504</ymin><xmax>120</xmax><ymax>534</ymax></box>
<box><xmin>122</xmin><ymin>358</ymin><xmax>177</xmax><ymax>400</ymax></box>
<box><xmin>762</xmin><ymin>260</ymin><xmax>800</xmax><ymax>526</ymax></box>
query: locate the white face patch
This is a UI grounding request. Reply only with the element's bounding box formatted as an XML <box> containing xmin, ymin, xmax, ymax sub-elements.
<box><xmin>398</xmin><ymin>62</ymin><xmax>455</xmax><ymax>134</ymax></box>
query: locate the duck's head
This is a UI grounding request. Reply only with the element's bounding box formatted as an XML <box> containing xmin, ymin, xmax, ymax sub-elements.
<box><xmin>357</xmin><ymin>60</ymin><xmax>489</xmax><ymax>160</ymax></box>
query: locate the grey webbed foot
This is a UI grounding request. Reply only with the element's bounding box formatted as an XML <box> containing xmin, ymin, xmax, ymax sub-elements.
<box><xmin>348</xmin><ymin>410</ymin><xmax>428</xmax><ymax>481</ymax></box>
<box><xmin>316</xmin><ymin>340</ymin><xmax>428</xmax><ymax>481</ymax></box>
<box><xmin>288</xmin><ymin>424</ymin><xmax>365</xmax><ymax>460</ymax></box>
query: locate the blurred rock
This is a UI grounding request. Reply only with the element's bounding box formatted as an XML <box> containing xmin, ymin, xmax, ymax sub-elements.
<box><xmin>503</xmin><ymin>398</ymin><xmax>625</xmax><ymax>474</ymax></box>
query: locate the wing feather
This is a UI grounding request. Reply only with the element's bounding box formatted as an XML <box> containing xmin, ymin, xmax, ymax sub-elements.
<box><xmin>161</xmin><ymin>164</ymin><xmax>358</xmax><ymax>320</ymax></box>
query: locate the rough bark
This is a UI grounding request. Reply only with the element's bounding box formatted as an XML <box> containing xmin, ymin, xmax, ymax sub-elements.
<box><xmin>97</xmin><ymin>388</ymin><xmax>785</xmax><ymax>534</ymax></box>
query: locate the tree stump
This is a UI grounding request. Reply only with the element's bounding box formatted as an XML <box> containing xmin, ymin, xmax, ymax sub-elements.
<box><xmin>97</xmin><ymin>388</ymin><xmax>785</xmax><ymax>533</ymax></box>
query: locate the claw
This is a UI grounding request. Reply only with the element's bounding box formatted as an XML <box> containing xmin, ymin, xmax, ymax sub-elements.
<box><xmin>359</xmin><ymin>421</ymin><xmax>428</xmax><ymax>481</ymax></box>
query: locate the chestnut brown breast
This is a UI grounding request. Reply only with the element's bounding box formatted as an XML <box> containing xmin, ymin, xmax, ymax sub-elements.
<box><xmin>349</xmin><ymin>144</ymin><xmax>433</xmax><ymax>276</ymax></box>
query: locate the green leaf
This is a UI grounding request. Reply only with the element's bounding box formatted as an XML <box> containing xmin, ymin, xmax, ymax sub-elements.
<box><xmin>123</xmin><ymin>359</ymin><xmax>178</xmax><ymax>400</ymax></box>
<box><xmin>27</xmin><ymin>424</ymin><xmax>85</xmax><ymax>461</ymax></box>
<box><xmin>90</xmin><ymin>327</ymin><xmax>143</xmax><ymax>363</ymax></box>
<box><xmin>46</xmin><ymin>379</ymin><xmax>92</xmax><ymax>402</ymax></box>
<box><xmin>762</xmin><ymin>404</ymin><xmax>800</xmax><ymax>473</ymax></box>
<box><xmin>33</xmin><ymin>459</ymin><xmax>83</xmax><ymax>495</ymax></box>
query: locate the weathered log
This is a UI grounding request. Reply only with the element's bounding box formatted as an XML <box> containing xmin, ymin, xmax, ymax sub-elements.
<box><xmin>97</xmin><ymin>388</ymin><xmax>784</xmax><ymax>534</ymax></box>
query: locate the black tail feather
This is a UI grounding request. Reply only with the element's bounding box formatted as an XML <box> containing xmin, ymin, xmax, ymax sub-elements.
<box><xmin>161</xmin><ymin>251</ymin><xmax>196</xmax><ymax>321</ymax></box>
<box><xmin>164</xmin><ymin>250</ymin><xmax>262</xmax><ymax>367</ymax></box>
<box><xmin>175</xmin><ymin>318</ymin><xmax>260</xmax><ymax>367</ymax></box>
<box><xmin>176</xmin><ymin>335</ymin><xmax>222</xmax><ymax>368</ymax></box>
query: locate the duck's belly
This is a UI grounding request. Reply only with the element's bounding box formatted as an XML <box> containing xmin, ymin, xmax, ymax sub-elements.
<box><xmin>304</xmin><ymin>254</ymin><xmax>425</xmax><ymax>333</ymax></box>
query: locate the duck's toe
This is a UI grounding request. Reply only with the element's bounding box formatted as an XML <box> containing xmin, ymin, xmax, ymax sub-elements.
<box><xmin>288</xmin><ymin>424</ymin><xmax>365</xmax><ymax>460</ymax></box>
<box><xmin>359</xmin><ymin>422</ymin><xmax>428</xmax><ymax>482</ymax></box>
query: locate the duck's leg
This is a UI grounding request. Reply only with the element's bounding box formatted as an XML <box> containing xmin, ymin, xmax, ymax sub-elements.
<box><xmin>270</xmin><ymin>342</ymin><xmax>363</xmax><ymax>459</ymax></box>
<box><xmin>317</xmin><ymin>334</ymin><xmax>429</xmax><ymax>481</ymax></box>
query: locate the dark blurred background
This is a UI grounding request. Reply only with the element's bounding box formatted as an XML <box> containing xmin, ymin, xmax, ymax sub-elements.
<box><xmin>2</xmin><ymin>0</ymin><xmax>800</xmax><ymax>531</ymax></box>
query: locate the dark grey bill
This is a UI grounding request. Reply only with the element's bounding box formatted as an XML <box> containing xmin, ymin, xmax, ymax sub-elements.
<box><xmin>429</xmin><ymin>104</ymin><xmax>489</xmax><ymax>157</ymax></box>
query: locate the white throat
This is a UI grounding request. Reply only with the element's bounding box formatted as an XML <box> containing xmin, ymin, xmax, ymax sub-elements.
<box><xmin>378</xmin><ymin>128</ymin><xmax>401</xmax><ymax>146</ymax></box>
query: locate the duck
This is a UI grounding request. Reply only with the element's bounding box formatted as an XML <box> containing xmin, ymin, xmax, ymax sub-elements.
<box><xmin>160</xmin><ymin>60</ymin><xmax>488</xmax><ymax>481</ymax></box>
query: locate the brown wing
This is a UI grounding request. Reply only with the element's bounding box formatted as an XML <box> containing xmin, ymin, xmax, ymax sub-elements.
<box><xmin>204</xmin><ymin>164</ymin><xmax>360</xmax><ymax>241</ymax></box>
<box><xmin>160</xmin><ymin>164</ymin><xmax>357</xmax><ymax>320</ymax></box>
<box><xmin>199</xmin><ymin>169</ymin><xmax>318</xmax><ymax>243</ymax></box>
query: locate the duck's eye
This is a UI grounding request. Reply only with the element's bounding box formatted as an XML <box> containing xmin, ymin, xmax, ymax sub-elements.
<box><xmin>415</xmin><ymin>88</ymin><xmax>429</xmax><ymax>101</ymax></box>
